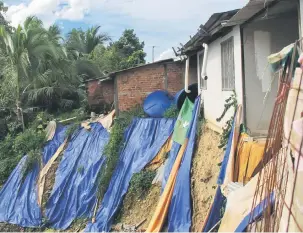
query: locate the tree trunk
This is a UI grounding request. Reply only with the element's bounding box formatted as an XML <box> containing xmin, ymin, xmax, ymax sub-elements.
<box><xmin>16</xmin><ymin>100</ymin><xmax>25</xmax><ymax>131</ymax></box>
<box><xmin>16</xmin><ymin>68</ymin><xmax>25</xmax><ymax>131</ymax></box>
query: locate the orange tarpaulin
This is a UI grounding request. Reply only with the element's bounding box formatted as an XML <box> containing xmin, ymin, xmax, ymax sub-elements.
<box><xmin>147</xmin><ymin>137</ymin><xmax>173</xmax><ymax>170</ymax></box>
<box><xmin>233</xmin><ymin>134</ymin><xmax>265</xmax><ymax>184</ymax></box>
<box><xmin>146</xmin><ymin>139</ymin><xmax>188</xmax><ymax>232</ymax></box>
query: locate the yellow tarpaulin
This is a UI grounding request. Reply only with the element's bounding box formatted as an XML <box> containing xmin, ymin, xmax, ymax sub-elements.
<box><xmin>146</xmin><ymin>139</ymin><xmax>188</xmax><ymax>232</ymax></box>
<box><xmin>234</xmin><ymin>134</ymin><xmax>265</xmax><ymax>184</ymax></box>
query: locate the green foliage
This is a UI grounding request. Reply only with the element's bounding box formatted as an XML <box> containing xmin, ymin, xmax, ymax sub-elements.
<box><xmin>129</xmin><ymin>170</ymin><xmax>156</xmax><ymax>199</ymax></box>
<box><xmin>92</xmin><ymin>29</ymin><xmax>146</xmax><ymax>72</ymax></box>
<box><xmin>77</xmin><ymin>166</ymin><xmax>85</xmax><ymax>175</ymax></box>
<box><xmin>96</xmin><ymin>105</ymin><xmax>145</xmax><ymax>202</ymax></box>
<box><xmin>66</xmin><ymin>26</ymin><xmax>109</xmax><ymax>56</ymax></box>
<box><xmin>217</xmin><ymin>91</ymin><xmax>237</xmax><ymax>150</ymax></box>
<box><xmin>0</xmin><ymin>127</ymin><xmax>45</xmax><ymax>185</ymax></box>
<box><xmin>163</xmin><ymin>104</ymin><xmax>179</xmax><ymax>118</ymax></box>
<box><xmin>68</xmin><ymin>217</ymin><xmax>89</xmax><ymax>232</ymax></box>
<box><xmin>13</xmin><ymin>128</ymin><xmax>45</xmax><ymax>156</ymax></box>
<box><xmin>21</xmin><ymin>149</ymin><xmax>41</xmax><ymax>180</ymax></box>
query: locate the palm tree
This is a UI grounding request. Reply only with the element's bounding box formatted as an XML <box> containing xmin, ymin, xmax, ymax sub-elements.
<box><xmin>66</xmin><ymin>26</ymin><xmax>110</xmax><ymax>56</ymax></box>
<box><xmin>0</xmin><ymin>16</ymin><xmax>58</xmax><ymax>128</ymax></box>
<box><xmin>65</xmin><ymin>26</ymin><xmax>110</xmax><ymax>81</ymax></box>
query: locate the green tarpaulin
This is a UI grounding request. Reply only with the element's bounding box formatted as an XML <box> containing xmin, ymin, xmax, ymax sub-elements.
<box><xmin>172</xmin><ymin>97</ymin><xmax>194</xmax><ymax>145</ymax></box>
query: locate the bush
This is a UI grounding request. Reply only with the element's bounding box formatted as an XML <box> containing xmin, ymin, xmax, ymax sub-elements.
<box><xmin>163</xmin><ymin>104</ymin><xmax>179</xmax><ymax>118</ymax></box>
<box><xmin>0</xmin><ymin>127</ymin><xmax>46</xmax><ymax>185</ymax></box>
<box><xmin>129</xmin><ymin>170</ymin><xmax>156</xmax><ymax>199</ymax></box>
<box><xmin>14</xmin><ymin>128</ymin><xmax>45</xmax><ymax>156</ymax></box>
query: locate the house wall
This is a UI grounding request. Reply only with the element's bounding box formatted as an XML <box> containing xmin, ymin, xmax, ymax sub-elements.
<box><xmin>243</xmin><ymin>15</ymin><xmax>298</xmax><ymax>135</ymax></box>
<box><xmin>189</xmin><ymin>54</ymin><xmax>198</xmax><ymax>85</ymax></box>
<box><xmin>201</xmin><ymin>25</ymin><xmax>243</xmax><ymax>132</ymax></box>
<box><xmin>86</xmin><ymin>79</ymin><xmax>114</xmax><ymax>109</ymax></box>
<box><xmin>116</xmin><ymin>62</ymin><xmax>184</xmax><ymax>112</ymax></box>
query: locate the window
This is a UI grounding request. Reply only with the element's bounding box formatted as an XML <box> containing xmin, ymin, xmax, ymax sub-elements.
<box><xmin>197</xmin><ymin>51</ymin><xmax>207</xmax><ymax>90</ymax></box>
<box><xmin>221</xmin><ymin>37</ymin><xmax>235</xmax><ymax>90</ymax></box>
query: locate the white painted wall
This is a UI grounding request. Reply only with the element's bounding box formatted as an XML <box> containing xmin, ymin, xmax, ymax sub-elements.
<box><xmin>243</xmin><ymin>15</ymin><xmax>298</xmax><ymax>135</ymax></box>
<box><xmin>201</xmin><ymin>25</ymin><xmax>243</xmax><ymax>132</ymax></box>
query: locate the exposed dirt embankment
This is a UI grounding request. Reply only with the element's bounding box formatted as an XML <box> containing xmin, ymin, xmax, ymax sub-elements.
<box><xmin>191</xmin><ymin>126</ymin><xmax>223</xmax><ymax>232</ymax></box>
<box><xmin>113</xmin><ymin>183</ymin><xmax>161</xmax><ymax>230</ymax></box>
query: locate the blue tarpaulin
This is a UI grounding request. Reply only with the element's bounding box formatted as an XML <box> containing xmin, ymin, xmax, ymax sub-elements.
<box><xmin>0</xmin><ymin>125</ymin><xmax>67</xmax><ymax>227</ymax></box>
<box><xmin>235</xmin><ymin>192</ymin><xmax>275</xmax><ymax>232</ymax></box>
<box><xmin>217</xmin><ymin>119</ymin><xmax>235</xmax><ymax>185</ymax></box>
<box><xmin>85</xmin><ymin>118</ymin><xmax>175</xmax><ymax>232</ymax></box>
<box><xmin>45</xmin><ymin>123</ymin><xmax>109</xmax><ymax>230</ymax></box>
<box><xmin>0</xmin><ymin>157</ymin><xmax>41</xmax><ymax>227</ymax></box>
<box><xmin>43</xmin><ymin>124</ymin><xmax>67</xmax><ymax>164</ymax></box>
<box><xmin>202</xmin><ymin>187</ymin><xmax>226</xmax><ymax>232</ymax></box>
<box><xmin>167</xmin><ymin>96</ymin><xmax>201</xmax><ymax>232</ymax></box>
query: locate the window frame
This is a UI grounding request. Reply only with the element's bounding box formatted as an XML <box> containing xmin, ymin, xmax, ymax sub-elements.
<box><xmin>221</xmin><ymin>36</ymin><xmax>235</xmax><ymax>91</ymax></box>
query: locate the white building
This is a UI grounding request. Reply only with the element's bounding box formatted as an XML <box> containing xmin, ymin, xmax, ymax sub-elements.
<box><xmin>183</xmin><ymin>0</ymin><xmax>301</xmax><ymax>136</ymax></box>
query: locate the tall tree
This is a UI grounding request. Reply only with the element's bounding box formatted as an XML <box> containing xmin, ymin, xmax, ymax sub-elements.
<box><xmin>0</xmin><ymin>17</ymin><xmax>58</xmax><ymax>127</ymax></box>
<box><xmin>92</xmin><ymin>29</ymin><xmax>146</xmax><ymax>72</ymax></box>
<box><xmin>0</xmin><ymin>1</ymin><xmax>12</xmax><ymax>32</ymax></box>
<box><xmin>66</xmin><ymin>26</ymin><xmax>110</xmax><ymax>57</ymax></box>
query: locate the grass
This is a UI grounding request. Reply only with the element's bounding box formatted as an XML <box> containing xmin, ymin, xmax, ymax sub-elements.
<box><xmin>163</xmin><ymin>104</ymin><xmax>179</xmax><ymax>118</ymax></box>
<box><xmin>129</xmin><ymin>170</ymin><xmax>156</xmax><ymax>199</ymax></box>
<box><xmin>77</xmin><ymin>165</ymin><xmax>85</xmax><ymax>174</ymax></box>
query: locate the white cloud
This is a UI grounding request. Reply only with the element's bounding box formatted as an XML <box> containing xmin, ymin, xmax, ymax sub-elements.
<box><xmin>156</xmin><ymin>49</ymin><xmax>176</xmax><ymax>61</ymax></box>
<box><xmin>6</xmin><ymin>0</ymin><xmax>247</xmax><ymax>27</ymax></box>
<box><xmin>6</xmin><ymin>0</ymin><xmax>60</xmax><ymax>27</ymax></box>
<box><xmin>5</xmin><ymin>0</ymin><xmax>247</xmax><ymax>60</ymax></box>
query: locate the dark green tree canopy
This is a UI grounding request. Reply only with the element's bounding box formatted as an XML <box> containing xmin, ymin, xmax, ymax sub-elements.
<box><xmin>92</xmin><ymin>29</ymin><xmax>146</xmax><ymax>72</ymax></box>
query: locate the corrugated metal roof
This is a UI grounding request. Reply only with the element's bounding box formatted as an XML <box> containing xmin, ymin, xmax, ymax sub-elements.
<box><xmin>182</xmin><ymin>9</ymin><xmax>239</xmax><ymax>54</ymax></box>
<box><xmin>223</xmin><ymin>0</ymin><xmax>278</xmax><ymax>27</ymax></box>
<box><xmin>109</xmin><ymin>58</ymin><xmax>175</xmax><ymax>76</ymax></box>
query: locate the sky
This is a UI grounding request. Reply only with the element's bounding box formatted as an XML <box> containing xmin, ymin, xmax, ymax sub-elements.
<box><xmin>4</xmin><ymin>0</ymin><xmax>247</xmax><ymax>62</ymax></box>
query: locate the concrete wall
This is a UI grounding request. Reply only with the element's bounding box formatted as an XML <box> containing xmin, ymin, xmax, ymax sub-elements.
<box><xmin>115</xmin><ymin>61</ymin><xmax>184</xmax><ymax>112</ymax></box>
<box><xmin>202</xmin><ymin>25</ymin><xmax>243</xmax><ymax>132</ymax></box>
<box><xmin>243</xmin><ymin>15</ymin><xmax>298</xmax><ymax>135</ymax></box>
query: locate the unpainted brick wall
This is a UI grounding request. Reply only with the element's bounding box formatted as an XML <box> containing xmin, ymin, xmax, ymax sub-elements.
<box><xmin>116</xmin><ymin>61</ymin><xmax>184</xmax><ymax>112</ymax></box>
<box><xmin>86</xmin><ymin>79</ymin><xmax>114</xmax><ymax>107</ymax></box>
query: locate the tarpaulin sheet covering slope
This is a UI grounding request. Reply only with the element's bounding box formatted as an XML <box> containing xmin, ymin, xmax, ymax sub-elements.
<box><xmin>43</xmin><ymin>124</ymin><xmax>67</xmax><ymax>164</ymax></box>
<box><xmin>162</xmin><ymin>142</ymin><xmax>181</xmax><ymax>190</ymax></box>
<box><xmin>0</xmin><ymin>125</ymin><xmax>67</xmax><ymax>227</ymax></box>
<box><xmin>0</xmin><ymin>157</ymin><xmax>41</xmax><ymax>227</ymax></box>
<box><xmin>45</xmin><ymin>123</ymin><xmax>109</xmax><ymax>230</ymax></box>
<box><xmin>85</xmin><ymin>118</ymin><xmax>175</xmax><ymax>232</ymax></box>
<box><xmin>167</xmin><ymin>96</ymin><xmax>201</xmax><ymax>232</ymax></box>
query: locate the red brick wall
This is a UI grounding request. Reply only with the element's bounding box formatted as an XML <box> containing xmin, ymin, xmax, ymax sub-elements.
<box><xmin>86</xmin><ymin>79</ymin><xmax>114</xmax><ymax>107</ymax></box>
<box><xmin>167</xmin><ymin>62</ymin><xmax>184</xmax><ymax>95</ymax></box>
<box><xmin>117</xmin><ymin>61</ymin><xmax>184</xmax><ymax>112</ymax></box>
